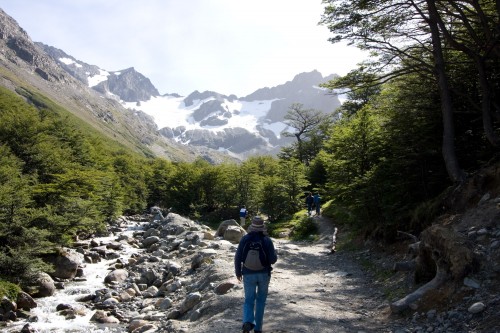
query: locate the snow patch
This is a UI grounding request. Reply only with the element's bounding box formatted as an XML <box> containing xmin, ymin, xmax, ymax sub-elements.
<box><xmin>88</xmin><ymin>69</ymin><xmax>110</xmax><ymax>87</ymax></box>
<box><xmin>122</xmin><ymin>95</ymin><xmax>283</xmax><ymax>137</ymax></box>
<box><xmin>59</xmin><ymin>57</ymin><xmax>82</xmax><ymax>68</ymax></box>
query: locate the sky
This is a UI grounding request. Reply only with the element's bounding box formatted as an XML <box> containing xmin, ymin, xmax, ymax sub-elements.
<box><xmin>0</xmin><ymin>0</ymin><xmax>367</xmax><ymax>97</ymax></box>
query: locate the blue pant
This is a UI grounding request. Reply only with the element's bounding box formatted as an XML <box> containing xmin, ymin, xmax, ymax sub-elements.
<box><xmin>243</xmin><ymin>272</ymin><xmax>270</xmax><ymax>331</ymax></box>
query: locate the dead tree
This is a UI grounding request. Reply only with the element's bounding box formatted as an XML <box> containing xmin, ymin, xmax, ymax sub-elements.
<box><xmin>330</xmin><ymin>227</ymin><xmax>338</xmax><ymax>253</ymax></box>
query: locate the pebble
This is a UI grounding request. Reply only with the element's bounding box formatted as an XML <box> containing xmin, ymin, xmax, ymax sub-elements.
<box><xmin>463</xmin><ymin>277</ymin><xmax>480</xmax><ymax>289</ymax></box>
<box><xmin>426</xmin><ymin>309</ymin><xmax>437</xmax><ymax>320</ymax></box>
<box><xmin>468</xmin><ymin>302</ymin><xmax>486</xmax><ymax>314</ymax></box>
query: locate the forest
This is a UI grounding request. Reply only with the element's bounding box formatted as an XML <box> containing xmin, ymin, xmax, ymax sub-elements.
<box><xmin>0</xmin><ymin>0</ymin><xmax>499</xmax><ymax>293</ymax></box>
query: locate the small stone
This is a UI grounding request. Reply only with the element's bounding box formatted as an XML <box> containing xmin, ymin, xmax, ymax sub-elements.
<box><xmin>477</xmin><ymin>228</ymin><xmax>488</xmax><ymax>236</ymax></box>
<box><xmin>468</xmin><ymin>302</ymin><xmax>486</xmax><ymax>314</ymax></box>
<box><xmin>463</xmin><ymin>277</ymin><xmax>480</xmax><ymax>289</ymax></box>
<box><xmin>491</xmin><ymin>240</ymin><xmax>499</xmax><ymax>249</ymax></box>
<box><xmin>426</xmin><ymin>309</ymin><xmax>437</xmax><ymax>320</ymax></box>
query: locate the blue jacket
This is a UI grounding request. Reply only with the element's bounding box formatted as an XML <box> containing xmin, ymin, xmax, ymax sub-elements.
<box><xmin>234</xmin><ymin>231</ymin><xmax>277</xmax><ymax>277</ymax></box>
<box><xmin>313</xmin><ymin>194</ymin><xmax>321</xmax><ymax>205</ymax></box>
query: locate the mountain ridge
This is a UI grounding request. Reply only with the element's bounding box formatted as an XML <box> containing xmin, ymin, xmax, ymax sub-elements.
<box><xmin>0</xmin><ymin>7</ymin><xmax>341</xmax><ymax>161</ymax></box>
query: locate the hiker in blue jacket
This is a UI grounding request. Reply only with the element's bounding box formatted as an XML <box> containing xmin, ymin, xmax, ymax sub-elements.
<box><xmin>239</xmin><ymin>206</ymin><xmax>248</xmax><ymax>226</ymax></box>
<box><xmin>305</xmin><ymin>192</ymin><xmax>314</xmax><ymax>216</ymax></box>
<box><xmin>235</xmin><ymin>216</ymin><xmax>278</xmax><ymax>333</ymax></box>
<box><xmin>313</xmin><ymin>192</ymin><xmax>321</xmax><ymax>216</ymax></box>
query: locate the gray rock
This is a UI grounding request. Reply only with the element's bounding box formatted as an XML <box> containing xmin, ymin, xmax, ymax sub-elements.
<box><xmin>468</xmin><ymin>302</ymin><xmax>486</xmax><ymax>314</ymax></box>
<box><xmin>179</xmin><ymin>292</ymin><xmax>202</xmax><ymax>314</ymax></box>
<box><xmin>104</xmin><ymin>269</ymin><xmax>129</xmax><ymax>284</ymax></box>
<box><xmin>16</xmin><ymin>291</ymin><xmax>37</xmax><ymax>310</ymax></box>
<box><xmin>157</xmin><ymin>297</ymin><xmax>173</xmax><ymax>310</ymax></box>
<box><xmin>142</xmin><ymin>236</ymin><xmax>160</xmax><ymax>247</ymax></box>
<box><xmin>90</xmin><ymin>310</ymin><xmax>120</xmax><ymax>323</ymax></box>
<box><xmin>143</xmin><ymin>286</ymin><xmax>159</xmax><ymax>298</ymax></box>
<box><xmin>463</xmin><ymin>277</ymin><xmax>481</xmax><ymax>289</ymax></box>
<box><xmin>32</xmin><ymin>272</ymin><xmax>56</xmax><ymax>298</ymax></box>
<box><xmin>223</xmin><ymin>225</ymin><xmax>245</xmax><ymax>243</ymax></box>
<box><xmin>215</xmin><ymin>219</ymin><xmax>240</xmax><ymax>238</ymax></box>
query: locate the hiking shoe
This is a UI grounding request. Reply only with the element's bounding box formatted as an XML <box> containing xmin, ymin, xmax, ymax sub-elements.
<box><xmin>242</xmin><ymin>322</ymin><xmax>254</xmax><ymax>333</ymax></box>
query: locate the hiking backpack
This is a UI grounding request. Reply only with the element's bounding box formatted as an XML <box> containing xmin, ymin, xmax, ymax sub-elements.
<box><xmin>243</xmin><ymin>237</ymin><xmax>268</xmax><ymax>271</ymax></box>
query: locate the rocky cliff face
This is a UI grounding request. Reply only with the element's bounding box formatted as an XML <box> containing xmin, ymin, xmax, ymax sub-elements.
<box><xmin>243</xmin><ymin>70</ymin><xmax>339</xmax><ymax>122</ymax></box>
<box><xmin>94</xmin><ymin>67</ymin><xmax>159</xmax><ymax>102</ymax></box>
<box><xmin>38</xmin><ymin>43</ymin><xmax>160</xmax><ymax>102</ymax></box>
<box><xmin>0</xmin><ymin>9</ymin><xmax>71</xmax><ymax>84</ymax></box>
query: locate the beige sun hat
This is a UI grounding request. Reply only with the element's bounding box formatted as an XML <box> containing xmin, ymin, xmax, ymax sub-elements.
<box><xmin>248</xmin><ymin>215</ymin><xmax>266</xmax><ymax>232</ymax></box>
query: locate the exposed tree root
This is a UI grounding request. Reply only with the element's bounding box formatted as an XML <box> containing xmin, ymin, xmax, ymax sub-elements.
<box><xmin>391</xmin><ymin>257</ymin><xmax>449</xmax><ymax>313</ymax></box>
<box><xmin>390</xmin><ymin>225</ymin><xmax>474</xmax><ymax>314</ymax></box>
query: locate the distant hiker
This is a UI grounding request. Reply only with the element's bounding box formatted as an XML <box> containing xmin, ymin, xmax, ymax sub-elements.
<box><xmin>239</xmin><ymin>206</ymin><xmax>248</xmax><ymax>226</ymax></box>
<box><xmin>305</xmin><ymin>192</ymin><xmax>314</xmax><ymax>216</ymax></box>
<box><xmin>313</xmin><ymin>192</ymin><xmax>321</xmax><ymax>216</ymax></box>
<box><xmin>234</xmin><ymin>216</ymin><xmax>278</xmax><ymax>333</ymax></box>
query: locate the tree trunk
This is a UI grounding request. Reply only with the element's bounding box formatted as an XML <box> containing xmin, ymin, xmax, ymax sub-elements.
<box><xmin>476</xmin><ymin>57</ymin><xmax>500</xmax><ymax>146</ymax></box>
<box><xmin>426</xmin><ymin>0</ymin><xmax>466</xmax><ymax>183</ymax></box>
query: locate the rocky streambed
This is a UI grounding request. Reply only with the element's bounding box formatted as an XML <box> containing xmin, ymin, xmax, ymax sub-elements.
<box><xmin>1</xmin><ymin>213</ymin><xmax>251</xmax><ymax>333</ymax></box>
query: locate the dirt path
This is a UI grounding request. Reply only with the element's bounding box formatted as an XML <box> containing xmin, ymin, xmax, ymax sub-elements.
<box><xmin>189</xmin><ymin>216</ymin><xmax>392</xmax><ymax>333</ymax></box>
<box><xmin>262</xmin><ymin>216</ymin><xmax>389</xmax><ymax>332</ymax></box>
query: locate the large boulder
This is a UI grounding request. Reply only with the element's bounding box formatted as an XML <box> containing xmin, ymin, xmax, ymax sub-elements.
<box><xmin>52</xmin><ymin>250</ymin><xmax>82</xmax><ymax>280</ymax></box>
<box><xmin>104</xmin><ymin>269</ymin><xmax>129</xmax><ymax>284</ymax></box>
<box><xmin>32</xmin><ymin>272</ymin><xmax>56</xmax><ymax>298</ymax></box>
<box><xmin>215</xmin><ymin>219</ymin><xmax>241</xmax><ymax>238</ymax></box>
<box><xmin>16</xmin><ymin>291</ymin><xmax>37</xmax><ymax>310</ymax></box>
<box><xmin>223</xmin><ymin>225</ymin><xmax>245</xmax><ymax>243</ymax></box>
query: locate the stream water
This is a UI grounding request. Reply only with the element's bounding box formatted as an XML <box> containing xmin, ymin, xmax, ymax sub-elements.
<box><xmin>5</xmin><ymin>221</ymin><xmax>145</xmax><ymax>333</ymax></box>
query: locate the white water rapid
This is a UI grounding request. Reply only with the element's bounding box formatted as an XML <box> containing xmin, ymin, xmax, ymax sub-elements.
<box><xmin>5</xmin><ymin>220</ymin><xmax>145</xmax><ymax>333</ymax></box>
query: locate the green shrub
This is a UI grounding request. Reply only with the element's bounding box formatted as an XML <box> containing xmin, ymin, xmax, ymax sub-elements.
<box><xmin>291</xmin><ymin>216</ymin><xmax>318</xmax><ymax>241</ymax></box>
<box><xmin>0</xmin><ymin>280</ymin><xmax>21</xmax><ymax>301</ymax></box>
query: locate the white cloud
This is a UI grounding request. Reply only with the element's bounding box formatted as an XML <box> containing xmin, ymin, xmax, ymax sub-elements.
<box><xmin>0</xmin><ymin>0</ymin><xmax>367</xmax><ymax>96</ymax></box>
